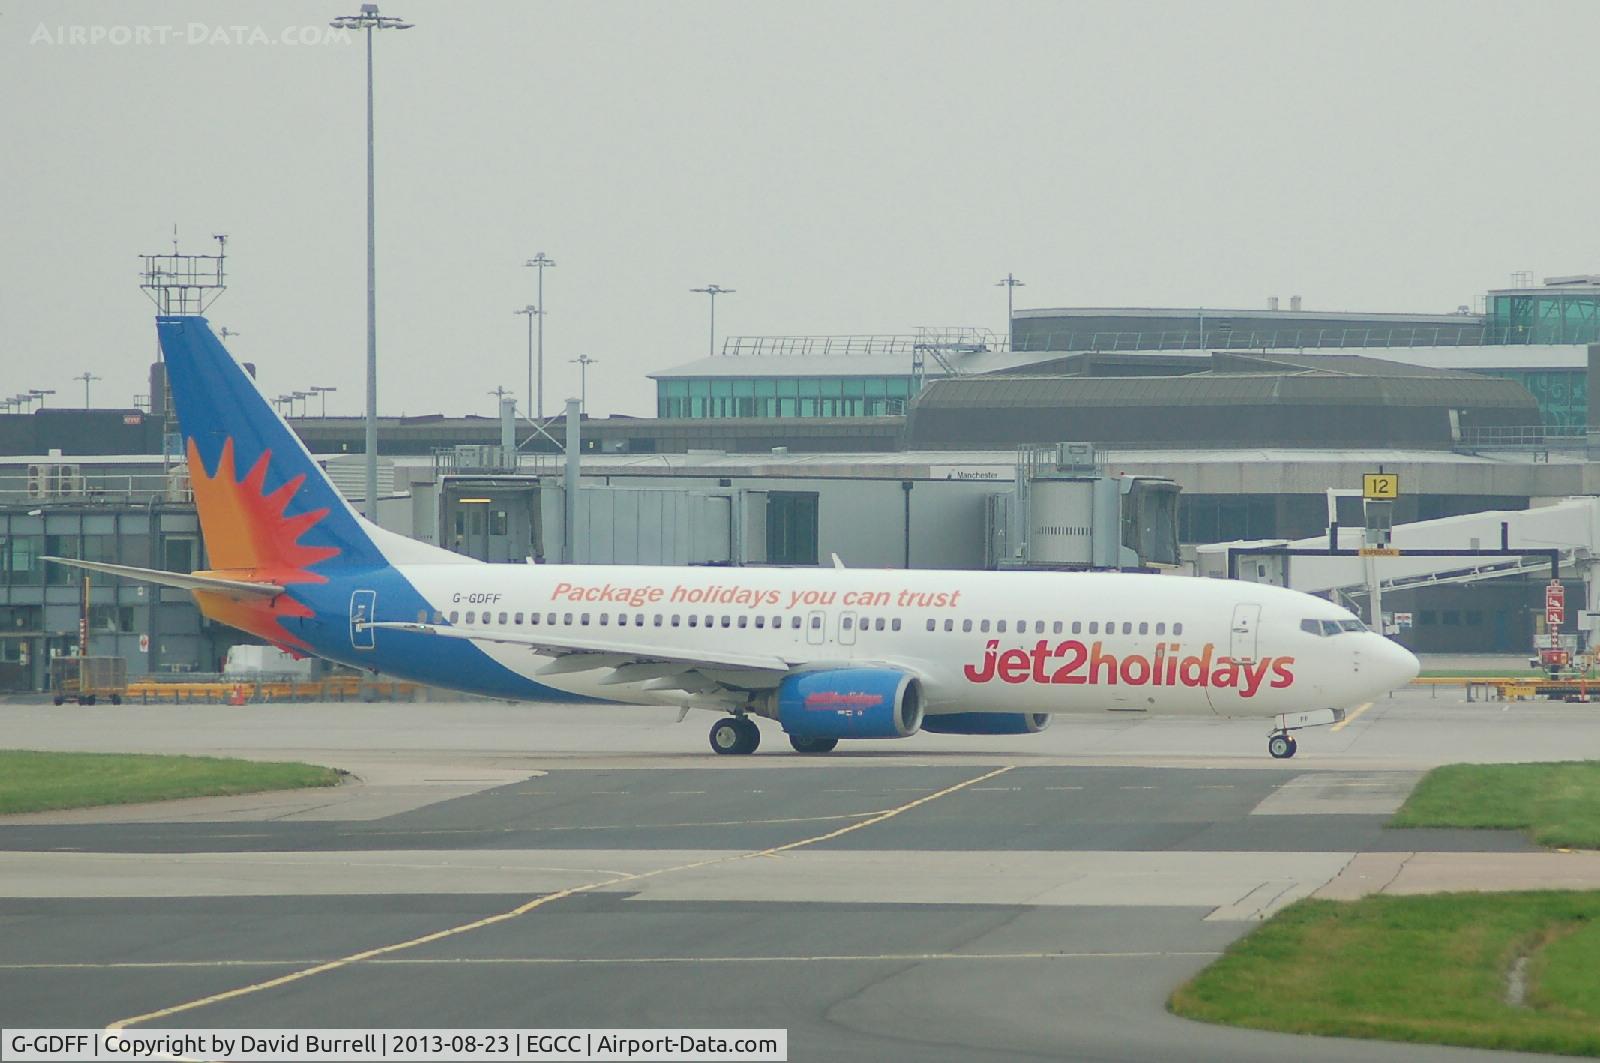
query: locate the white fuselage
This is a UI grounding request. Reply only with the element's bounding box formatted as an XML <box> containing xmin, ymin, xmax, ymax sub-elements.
<box><xmin>395</xmin><ymin>565</ymin><xmax>1418</xmax><ymax>718</ymax></box>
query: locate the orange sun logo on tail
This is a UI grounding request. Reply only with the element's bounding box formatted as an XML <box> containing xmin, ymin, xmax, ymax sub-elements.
<box><xmin>186</xmin><ymin>437</ymin><xmax>341</xmax><ymax>652</ymax></box>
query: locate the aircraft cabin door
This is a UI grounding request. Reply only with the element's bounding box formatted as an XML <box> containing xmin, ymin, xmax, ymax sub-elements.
<box><xmin>350</xmin><ymin>589</ymin><xmax>377</xmax><ymax>651</ymax></box>
<box><xmin>805</xmin><ymin>610</ymin><xmax>826</xmax><ymax>646</ymax></box>
<box><xmin>839</xmin><ymin>610</ymin><xmax>858</xmax><ymax>646</ymax></box>
<box><xmin>1230</xmin><ymin>603</ymin><xmax>1261</xmax><ymax>662</ymax></box>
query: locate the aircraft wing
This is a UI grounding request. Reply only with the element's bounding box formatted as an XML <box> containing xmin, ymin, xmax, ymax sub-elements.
<box><xmin>361</xmin><ymin>620</ymin><xmax>799</xmax><ymax>692</ymax></box>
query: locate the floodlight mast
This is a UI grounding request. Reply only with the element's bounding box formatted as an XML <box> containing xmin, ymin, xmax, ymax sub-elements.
<box><xmin>691</xmin><ymin>284</ymin><xmax>735</xmax><ymax>358</ymax></box>
<box><xmin>329</xmin><ymin>3</ymin><xmax>414</xmax><ymax>520</ymax></box>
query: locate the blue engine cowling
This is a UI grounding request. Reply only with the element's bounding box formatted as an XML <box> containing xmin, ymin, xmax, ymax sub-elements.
<box><xmin>920</xmin><ymin>712</ymin><xmax>1051</xmax><ymax>736</ymax></box>
<box><xmin>776</xmin><ymin>669</ymin><xmax>923</xmax><ymax>740</ymax></box>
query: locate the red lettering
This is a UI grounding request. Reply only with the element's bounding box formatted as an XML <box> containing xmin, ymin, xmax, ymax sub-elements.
<box><xmin>1088</xmin><ymin>641</ymin><xmax>1118</xmax><ymax>685</ymax></box>
<box><xmin>1178</xmin><ymin>644</ymin><xmax>1214</xmax><ymax>687</ymax></box>
<box><xmin>1030</xmin><ymin>640</ymin><xmax>1053</xmax><ymax>683</ymax></box>
<box><xmin>1165</xmin><ymin>645</ymin><xmax>1179</xmax><ymax>685</ymax></box>
<box><xmin>1152</xmin><ymin>643</ymin><xmax>1165</xmax><ymax>685</ymax></box>
<box><xmin>1240</xmin><ymin>659</ymin><xmax>1273</xmax><ymax>698</ymax></box>
<box><xmin>998</xmin><ymin>649</ymin><xmax>1031</xmax><ymax>684</ymax></box>
<box><xmin>963</xmin><ymin>640</ymin><xmax>999</xmax><ymax>684</ymax></box>
<box><xmin>1270</xmin><ymin>657</ymin><xmax>1296</xmax><ymax>689</ymax></box>
<box><xmin>1211</xmin><ymin>657</ymin><xmax>1241</xmax><ymax>689</ymax></box>
<box><xmin>1051</xmin><ymin>640</ymin><xmax>1088</xmax><ymax>684</ymax></box>
<box><xmin>1120</xmin><ymin>654</ymin><xmax>1152</xmax><ymax>684</ymax></box>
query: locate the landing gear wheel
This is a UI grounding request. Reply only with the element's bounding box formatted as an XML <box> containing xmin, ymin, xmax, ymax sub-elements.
<box><xmin>52</xmin><ymin>695</ymin><xmax>64</xmax><ymax>706</ymax></box>
<box><xmin>1268</xmin><ymin>733</ymin><xmax>1296</xmax><ymax>759</ymax></box>
<box><xmin>81</xmin><ymin>696</ymin><xmax>96</xmax><ymax>706</ymax></box>
<box><xmin>110</xmin><ymin>694</ymin><xmax>122</xmax><ymax>706</ymax></box>
<box><xmin>734</xmin><ymin>716</ymin><xmax>761</xmax><ymax>754</ymax></box>
<box><xmin>710</xmin><ymin>716</ymin><xmax>760</xmax><ymax>755</ymax></box>
<box><xmin>789</xmin><ymin>735</ymin><xmax>839</xmax><ymax>754</ymax></box>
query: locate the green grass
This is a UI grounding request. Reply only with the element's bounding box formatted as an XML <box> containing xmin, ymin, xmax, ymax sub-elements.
<box><xmin>1170</xmin><ymin>892</ymin><xmax>1600</xmax><ymax>1056</ymax></box>
<box><xmin>1389</xmin><ymin>762</ymin><xmax>1600</xmax><ymax>849</ymax></box>
<box><xmin>0</xmin><ymin>750</ymin><xmax>341</xmax><ymax>814</ymax></box>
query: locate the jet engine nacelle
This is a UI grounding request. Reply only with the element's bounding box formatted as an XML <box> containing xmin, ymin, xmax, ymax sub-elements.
<box><xmin>775</xmin><ymin>668</ymin><xmax>924</xmax><ymax>740</ymax></box>
<box><xmin>920</xmin><ymin>711</ymin><xmax>1051</xmax><ymax>736</ymax></box>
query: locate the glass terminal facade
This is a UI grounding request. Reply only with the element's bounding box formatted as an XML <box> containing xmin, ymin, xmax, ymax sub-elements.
<box><xmin>1488</xmin><ymin>288</ymin><xmax>1600</xmax><ymax>345</ymax></box>
<box><xmin>657</xmin><ymin>376</ymin><xmax>917</xmax><ymax>419</ymax></box>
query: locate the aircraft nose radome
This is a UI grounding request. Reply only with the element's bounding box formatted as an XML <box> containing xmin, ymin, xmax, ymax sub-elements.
<box><xmin>1373</xmin><ymin>637</ymin><xmax>1421</xmax><ymax>691</ymax></box>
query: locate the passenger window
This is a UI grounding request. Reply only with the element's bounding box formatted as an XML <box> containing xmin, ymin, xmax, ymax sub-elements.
<box><xmin>962</xmin><ymin>619</ymin><xmax>973</xmax><ymax>633</ymax></box>
<box><xmin>1155</xmin><ymin>622</ymin><xmax>1165</xmax><ymax>635</ymax></box>
<box><xmin>688</xmin><ymin>615</ymin><xmax>698</xmax><ymax>627</ymax></box>
<box><xmin>530</xmin><ymin>612</ymin><xmax>540</xmax><ymax>625</ymax></box>
<box><xmin>810</xmin><ymin>615</ymin><xmax>821</xmax><ymax>629</ymax></box>
<box><xmin>721</xmin><ymin>616</ymin><xmax>731</xmax><ymax>628</ymax></box>
<box><xmin>738</xmin><ymin>616</ymin><xmax>748</xmax><ymax>629</ymax></box>
<box><xmin>497</xmin><ymin>612</ymin><xmax>507</xmax><ymax>625</ymax></box>
<box><xmin>843</xmin><ymin>616</ymin><xmax>854</xmax><ymax>630</ymax></box>
<box><xmin>653</xmin><ymin>614</ymin><xmax>663</xmax><ymax>627</ymax></box>
<box><xmin>944</xmin><ymin>619</ymin><xmax>954</xmax><ymax>632</ymax></box>
<box><xmin>1036</xmin><ymin>621</ymin><xmax>1045</xmax><ymax>634</ymax></box>
<box><xmin>636</xmin><ymin>614</ymin><xmax>644</xmax><ymax>626</ymax></box>
<box><xmin>1072</xmin><ymin>621</ymin><xmax>1082</xmax><ymax>634</ymax></box>
<box><xmin>1122</xmin><ymin>622</ymin><xmax>1132</xmax><ymax>635</ymax></box>
<box><xmin>1088</xmin><ymin>622</ymin><xmax>1098</xmax><ymax>634</ymax></box>
<box><xmin>547</xmin><ymin>613</ymin><xmax>557</xmax><ymax>625</ymax></box>
<box><xmin>1173</xmin><ymin>622</ymin><xmax>1183</xmax><ymax>635</ymax></box>
<box><xmin>1052</xmin><ymin>621</ymin><xmax>1063</xmax><ymax>635</ymax></box>
<box><xmin>980</xmin><ymin>620</ymin><xmax>991</xmax><ymax>633</ymax></box>
<box><xmin>671</xmin><ymin>615</ymin><xmax>681</xmax><ymax>627</ymax></box>
<box><xmin>563</xmin><ymin>613</ymin><xmax>573</xmax><ymax>625</ymax></box>
<box><xmin>465</xmin><ymin>611</ymin><xmax>476</xmax><ymax>624</ymax></box>
<box><xmin>581</xmin><ymin>613</ymin><xmax>590</xmax><ymax>626</ymax></box>
<box><xmin>892</xmin><ymin>618</ymin><xmax>901</xmax><ymax>631</ymax></box>
<box><xmin>926</xmin><ymin>619</ymin><xmax>936</xmax><ymax>632</ymax></box>
<box><xmin>599</xmin><ymin>614</ymin><xmax>608</xmax><ymax>626</ymax></box>
<box><xmin>618</xmin><ymin>614</ymin><xmax>628</xmax><ymax>626</ymax></box>
<box><xmin>876</xmin><ymin>618</ymin><xmax>886</xmax><ymax>631</ymax></box>
<box><xmin>705</xmin><ymin>615</ymin><xmax>714</xmax><ymax>628</ymax></box>
<box><xmin>510</xmin><ymin>612</ymin><xmax>520</xmax><ymax>624</ymax></box>
<box><xmin>790</xmin><ymin>616</ymin><xmax>801</xmax><ymax>629</ymax></box>
<box><xmin>755</xmin><ymin>616</ymin><xmax>766</xmax><ymax>629</ymax></box>
<box><xmin>1138</xmin><ymin>622</ymin><xmax>1148</xmax><ymax>635</ymax></box>
<box><xmin>449</xmin><ymin>611</ymin><xmax>459</xmax><ymax>624</ymax></box>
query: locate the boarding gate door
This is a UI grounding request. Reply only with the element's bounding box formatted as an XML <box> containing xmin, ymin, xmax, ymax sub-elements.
<box><xmin>1230</xmin><ymin>603</ymin><xmax>1261</xmax><ymax>662</ymax></box>
<box><xmin>350</xmin><ymin>590</ymin><xmax>377</xmax><ymax>650</ymax></box>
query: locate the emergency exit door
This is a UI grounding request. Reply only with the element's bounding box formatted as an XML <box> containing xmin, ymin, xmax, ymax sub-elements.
<box><xmin>1230</xmin><ymin>603</ymin><xmax>1261</xmax><ymax>662</ymax></box>
<box><xmin>350</xmin><ymin>590</ymin><xmax>377</xmax><ymax>650</ymax></box>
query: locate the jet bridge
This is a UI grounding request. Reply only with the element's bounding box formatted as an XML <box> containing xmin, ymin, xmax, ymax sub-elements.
<box><xmin>1196</xmin><ymin>497</ymin><xmax>1600</xmax><ymax>648</ymax></box>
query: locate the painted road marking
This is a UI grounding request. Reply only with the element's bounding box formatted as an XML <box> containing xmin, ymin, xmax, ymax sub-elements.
<box><xmin>107</xmin><ymin>765</ymin><xmax>1016</xmax><ymax>1030</ymax></box>
<box><xmin>1331</xmin><ymin>702</ymin><xmax>1374</xmax><ymax>733</ymax></box>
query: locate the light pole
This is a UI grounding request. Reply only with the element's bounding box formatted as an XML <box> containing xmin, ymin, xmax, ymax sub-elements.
<box><xmin>570</xmin><ymin>355</ymin><xmax>597</xmax><ymax>413</ymax></box>
<box><xmin>310</xmin><ymin>385</ymin><xmax>338</xmax><ymax>417</ymax></box>
<box><xmin>995</xmin><ymin>273</ymin><xmax>1024</xmax><ymax>348</ymax></box>
<box><xmin>514</xmin><ymin>304</ymin><xmax>541</xmax><ymax>419</ymax></box>
<box><xmin>691</xmin><ymin>284</ymin><xmax>734</xmax><ymax>358</ymax></box>
<box><xmin>330</xmin><ymin>2</ymin><xmax>413</xmax><ymax>521</ymax></box>
<box><xmin>75</xmin><ymin>372</ymin><xmax>101</xmax><ymax>408</ymax></box>
<box><xmin>524</xmin><ymin>254</ymin><xmax>556</xmax><ymax>418</ymax></box>
<box><xmin>29</xmin><ymin>389</ymin><xmax>55</xmax><ymax>409</ymax></box>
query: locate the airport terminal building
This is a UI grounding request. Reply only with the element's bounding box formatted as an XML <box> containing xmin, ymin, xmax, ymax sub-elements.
<box><xmin>5</xmin><ymin>278</ymin><xmax>1600</xmax><ymax>687</ymax></box>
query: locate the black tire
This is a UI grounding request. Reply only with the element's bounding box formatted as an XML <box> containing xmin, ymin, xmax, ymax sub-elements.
<box><xmin>1268</xmin><ymin>734</ymin><xmax>1292</xmax><ymax>759</ymax></box>
<box><xmin>110</xmin><ymin>694</ymin><xmax>123</xmax><ymax>706</ymax></box>
<box><xmin>81</xmin><ymin>696</ymin><xmax>96</xmax><ymax>707</ymax></box>
<box><xmin>709</xmin><ymin>718</ymin><xmax>744</xmax><ymax>755</ymax></box>
<box><xmin>1284</xmin><ymin>736</ymin><xmax>1298</xmax><ymax>758</ymax></box>
<box><xmin>789</xmin><ymin>735</ymin><xmax>839</xmax><ymax>754</ymax></box>
<box><xmin>733</xmin><ymin>716</ymin><xmax>761</xmax><ymax>755</ymax></box>
<box><xmin>52</xmin><ymin>696</ymin><xmax>64</xmax><ymax>706</ymax></box>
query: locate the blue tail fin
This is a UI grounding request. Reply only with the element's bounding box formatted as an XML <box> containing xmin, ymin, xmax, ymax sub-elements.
<box><xmin>158</xmin><ymin>315</ymin><xmax>387</xmax><ymax>574</ymax></box>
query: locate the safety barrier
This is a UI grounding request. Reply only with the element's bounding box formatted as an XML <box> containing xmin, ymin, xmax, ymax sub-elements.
<box><xmin>122</xmin><ymin>676</ymin><xmax>420</xmax><ymax>704</ymax></box>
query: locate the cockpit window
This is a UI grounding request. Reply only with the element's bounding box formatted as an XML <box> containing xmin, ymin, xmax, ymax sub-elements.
<box><xmin>1303</xmin><ymin>617</ymin><xmax>1372</xmax><ymax>636</ymax></box>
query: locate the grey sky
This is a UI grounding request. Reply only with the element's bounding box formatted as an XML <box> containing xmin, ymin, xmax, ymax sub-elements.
<box><xmin>3</xmin><ymin>1</ymin><xmax>1596</xmax><ymax>420</ymax></box>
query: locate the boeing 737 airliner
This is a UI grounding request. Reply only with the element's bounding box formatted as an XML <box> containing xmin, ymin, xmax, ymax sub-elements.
<box><xmin>48</xmin><ymin>317</ymin><xmax>1419</xmax><ymax>757</ymax></box>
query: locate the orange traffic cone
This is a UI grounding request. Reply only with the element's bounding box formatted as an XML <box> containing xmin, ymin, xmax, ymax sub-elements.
<box><xmin>228</xmin><ymin>684</ymin><xmax>248</xmax><ymax>706</ymax></box>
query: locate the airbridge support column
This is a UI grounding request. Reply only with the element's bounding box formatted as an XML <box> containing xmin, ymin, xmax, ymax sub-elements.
<box><xmin>564</xmin><ymin>397</ymin><xmax>580</xmax><ymax>564</ymax></box>
<box><xmin>1584</xmin><ymin>557</ymin><xmax>1600</xmax><ymax>654</ymax></box>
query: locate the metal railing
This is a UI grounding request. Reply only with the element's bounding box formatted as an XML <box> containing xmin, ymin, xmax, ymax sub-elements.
<box><xmin>1455</xmin><ymin>425</ymin><xmax>1597</xmax><ymax>450</ymax></box>
<box><xmin>0</xmin><ymin>471</ymin><xmax>188</xmax><ymax>506</ymax></box>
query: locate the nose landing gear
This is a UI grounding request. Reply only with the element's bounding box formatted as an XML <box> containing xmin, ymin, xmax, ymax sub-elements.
<box><xmin>1268</xmin><ymin>732</ymin><xmax>1298</xmax><ymax>759</ymax></box>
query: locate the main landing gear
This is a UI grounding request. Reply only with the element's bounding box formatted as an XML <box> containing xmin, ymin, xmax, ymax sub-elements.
<box><xmin>709</xmin><ymin>716</ymin><xmax>761</xmax><ymax>755</ymax></box>
<box><xmin>788</xmin><ymin>735</ymin><xmax>838</xmax><ymax>754</ymax></box>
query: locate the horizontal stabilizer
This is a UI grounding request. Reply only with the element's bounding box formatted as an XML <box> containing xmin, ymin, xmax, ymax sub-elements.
<box><xmin>42</xmin><ymin>557</ymin><xmax>284</xmax><ymax>600</ymax></box>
